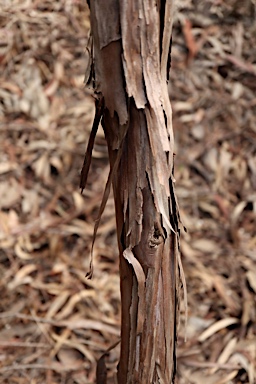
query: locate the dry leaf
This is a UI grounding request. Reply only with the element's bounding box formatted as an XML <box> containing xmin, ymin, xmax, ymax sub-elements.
<box><xmin>198</xmin><ymin>318</ymin><xmax>239</xmax><ymax>342</ymax></box>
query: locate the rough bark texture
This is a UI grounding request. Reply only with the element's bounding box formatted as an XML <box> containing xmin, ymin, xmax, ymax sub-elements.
<box><xmin>82</xmin><ymin>1</ymin><xmax>182</xmax><ymax>383</ymax></box>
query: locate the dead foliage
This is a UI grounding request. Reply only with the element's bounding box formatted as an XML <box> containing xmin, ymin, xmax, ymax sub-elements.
<box><xmin>0</xmin><ymin>0</ymin><xmax>255</xmax><ymax>383</ymax></box>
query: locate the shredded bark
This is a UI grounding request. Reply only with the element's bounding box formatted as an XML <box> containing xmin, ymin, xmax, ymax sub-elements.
<box><xmin>86</xmin><ymin>1</ymin><xmax>183</xmax><ymax>382</ymax></box>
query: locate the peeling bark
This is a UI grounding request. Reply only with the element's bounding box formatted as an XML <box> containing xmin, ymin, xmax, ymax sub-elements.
<box><xmin>82</xmin><ymin>1</ymin><xmax>183</xmax><ymax>383</ymax></box>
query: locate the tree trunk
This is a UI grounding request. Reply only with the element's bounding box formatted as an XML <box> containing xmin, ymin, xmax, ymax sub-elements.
<box><xmin>82</xmin><ymin>1</ymin><xmax>182</xmax><ymax>382</ymax></box>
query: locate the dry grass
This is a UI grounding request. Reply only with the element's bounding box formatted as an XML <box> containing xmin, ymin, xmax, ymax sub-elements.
<box><xmin>0</xmin><ymin>0</ymin><xmax>255</xmax><ymax>383</ymax></box>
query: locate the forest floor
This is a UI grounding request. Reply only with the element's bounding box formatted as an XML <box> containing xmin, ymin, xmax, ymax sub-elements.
<box><xmin>0</xmin><ymin>1</ymin><xmax>256</xmax><ymax>383</ymax></box>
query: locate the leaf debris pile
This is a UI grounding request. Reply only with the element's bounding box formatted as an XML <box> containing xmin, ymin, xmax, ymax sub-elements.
<box><xmin>0</xmin><ymin>0</ymin><xmax>255</xmax><ymax>383</ymax></box>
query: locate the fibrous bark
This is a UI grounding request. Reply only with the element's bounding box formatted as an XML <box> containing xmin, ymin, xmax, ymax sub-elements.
<box><xmin>81</xmin><ymin>1</ymin><xmax>183</xmax><ymax>383</ymax></box>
